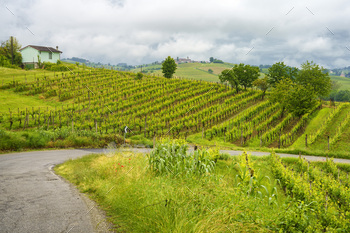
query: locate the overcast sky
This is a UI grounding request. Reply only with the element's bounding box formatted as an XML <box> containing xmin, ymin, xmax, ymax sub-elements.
<box><xmin>1</xmin><ymin>0</ymin><xmax>350</xmax><ymax>68</ymax></box>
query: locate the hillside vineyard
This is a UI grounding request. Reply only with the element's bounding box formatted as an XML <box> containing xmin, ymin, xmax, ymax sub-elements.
<box><xmin>1</xmin><ymin>69</ymin><xmax>349</xmax><ymax>149</ymax></box>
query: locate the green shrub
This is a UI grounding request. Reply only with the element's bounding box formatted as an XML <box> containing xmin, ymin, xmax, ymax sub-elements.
<box><xmin>135</xmin><ymin>72</ymin><xmax>143</xmax><ymax>80</ymax></box>
<box><xmin>0</xmin><ymin>130</ymin><xmax>26</xmax><ymax>150</ymax></box>
<box><xmin>22</xmin><ymin>131</ymin><xmax>50</xmax><ymax>148</ymax></box>
<box><xmin>66</xmin><ymin>135</ymin><xmax>92</xmax><ymax>147</ymax></box>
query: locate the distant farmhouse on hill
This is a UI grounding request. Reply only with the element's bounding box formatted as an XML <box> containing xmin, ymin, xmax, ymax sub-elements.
<box><xmin>20</xmin><ymin>45</ymin><xmax>62</xmax><ymax>68</ymax></box>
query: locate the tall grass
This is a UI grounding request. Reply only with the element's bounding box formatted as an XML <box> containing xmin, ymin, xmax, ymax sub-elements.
<box><xmin>56</xmin><ymin>140</ymin><xmax>313</xmax><ymax>232</ymax></box>
<box><xmin>147</xmin><ymin>139</ymin><xmax>215</xmax><ymax>177</ymax></box>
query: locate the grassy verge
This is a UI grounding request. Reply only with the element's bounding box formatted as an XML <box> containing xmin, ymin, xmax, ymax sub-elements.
<box><xmin>57</xmin><ymin>140</ymin><xmax>327</xmax><ymax>232</ymax></box>
<box><xmin>56</xmin><ymin>139</ymin><xmax>350</xmax><ymax>232</ymax></box>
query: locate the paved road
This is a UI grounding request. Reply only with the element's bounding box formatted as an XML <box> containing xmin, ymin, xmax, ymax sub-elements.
<box><xmin>0</xmin><ymin>148</ymin><xmax>349</xmax><ymax>233</ymax></box>
<box><xmin>0</xmin><ymin>149</ymin><xmax>106</xmax><ymax>233</ymax></box>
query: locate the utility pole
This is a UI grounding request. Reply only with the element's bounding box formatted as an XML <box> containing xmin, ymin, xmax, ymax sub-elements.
<box><xmin>10</xmin><ymin>36</ymin><xmax>14</xmax><ymax>65</ymax></box>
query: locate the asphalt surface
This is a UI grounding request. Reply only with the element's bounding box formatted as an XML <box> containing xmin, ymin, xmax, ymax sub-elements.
<box><xmin>0</xmin><ymin>148</ymin><xmax>349</xmax><ymax>233</ymax></box>
<box><xmin>0</xmin><ymin>149</ymin><xmax>106</xmax><ymax>233</ymax></box>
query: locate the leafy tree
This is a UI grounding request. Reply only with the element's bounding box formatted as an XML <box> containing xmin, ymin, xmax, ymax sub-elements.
<box><xmin>213</xmin><ymin>58</ymin><xmax>224</xmax><ymax>63</ymax></box>
<box><xmin>219</xmin><ymin>69</ymin><xmax>240</xmax><ymax>93</ymax></box>
<box><xmin>0</xmin><ymin>55</ymin><xmax>11</xmax><ymax>67</ymax></box>
<box><xmin>267</xmin><ymin>62</ymin><xmax>288</xmax><ymax>86</ymax></box>
<box><xmin>0</xmin><ymin>36</ymin><xmax>22</xmax><ymax>67</ymax></box>
<box><xmin>252</xmin><ymin>76</ymin><xmax>269</xmax><ymax>99</ymax></box>
<box><xmin>270</xmin><ymin>78</ymin><xmax>318</xmax><ymax>117</ymax></box>
<box><xmin>267</xmin><ymin>62</ymin><xmax>298</xmax><ymax>86</ymax></box>
<box><xmin>209</xmin><ymin>57</ymin><xmax>224</xmax><ymax>63</ymax></box>
<box><xmin>208</xmin><ymin>68</ymin><xmax>213</xmax><ymax>74</ymax></box>
<box><xmin>296</xmin><ymin>61</ymin><xmax>332</xmax><ymax>98</ymax></box>
<box><xmin>162</xmin><ymin>56</ymin><xmax>177</xmax><ymax>78</ymax></box>
<box><xmin>269</xmin><ymin>78</ymin><xmax>293</xmax><ymax>117</ymax></box>
<box><xmin>232</xmin><ymin>63</ymin><xmax>259</xmax><ymax>90</ymax></box>
<box><xmin>286</xmin><ymin>84</ymin><xmax>318</xmax><ymax>117</ymax></box>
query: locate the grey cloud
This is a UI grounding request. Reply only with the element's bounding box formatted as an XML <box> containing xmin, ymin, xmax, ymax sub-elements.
<box><xmin>0</xmin><ymin>0</ymin><xmax>349</xmax><ymax>68</ymax></box>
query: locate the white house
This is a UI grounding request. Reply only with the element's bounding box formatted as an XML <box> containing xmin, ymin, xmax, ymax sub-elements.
<box><xmin>20</xmin><ymin>45</ymin><xmax>62</xmax><ymax>68</ymax></box>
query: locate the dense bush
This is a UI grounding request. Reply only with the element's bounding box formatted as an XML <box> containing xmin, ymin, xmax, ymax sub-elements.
<box><xmin>0</xmin><ymin>55</ymin><xmax>21</xmax><ymax>69</ymax></box>
<box><xmin>0</xmin><ymin>127</ymin><xmax>125</xmax><ymax>151</ymax></box>
<box><xmin>0</xmin><ymin>129</ymin><xmax>26</xmax><ymax>150</ymax></box>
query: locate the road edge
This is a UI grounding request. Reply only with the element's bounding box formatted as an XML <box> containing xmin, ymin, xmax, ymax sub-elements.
<box><xmin>49</xmin><ymin>165</ymin><xmax>114</xmax><ymax>233</ymax></box>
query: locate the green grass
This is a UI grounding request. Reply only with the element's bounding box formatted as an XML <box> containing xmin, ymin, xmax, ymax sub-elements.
<box><xmin>55</xmin><ymin>150</ymin><xmax>292</xmax><ymax>232</ymax></box>
<box><xmin>0</xmin><ymin>90</ymin><xmax>64</xmax><ymax>113</ymax></box>
<box><xmin>55</xmin><ymin>140</ymin><xmax>350</xmax><ymax>232</ymax></box>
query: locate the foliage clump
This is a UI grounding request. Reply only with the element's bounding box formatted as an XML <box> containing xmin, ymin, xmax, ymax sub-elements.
<box><xmin>147</xmin><ymin>139</ymin><xmax>215</xmax><ymax>176</ymax></box>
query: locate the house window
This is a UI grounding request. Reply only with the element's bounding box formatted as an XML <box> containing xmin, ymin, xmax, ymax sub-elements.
<box><xmin>49</xmin><ymin>52</ymin><xmax>52</xmax><ymax>59</ymax></box>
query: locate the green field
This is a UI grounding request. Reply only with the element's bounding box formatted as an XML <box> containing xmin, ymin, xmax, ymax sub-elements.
<box><xmin>330</xmin><ymin>75</ymin><xmax>350</xmax><ymax>90</ymax></box>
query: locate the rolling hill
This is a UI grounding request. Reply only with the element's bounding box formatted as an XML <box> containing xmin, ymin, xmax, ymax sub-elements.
<box><xmin>0</xmin><ymin>66</ymin><xmax>349</xmax><ymax>158</ymax></box>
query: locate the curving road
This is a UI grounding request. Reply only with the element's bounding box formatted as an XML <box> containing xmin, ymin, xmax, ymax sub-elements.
<box><xmin>0</xmin><ymin>148</ymin><xmax>349</xmax><ymax>233</ymax></box>
<box><xmin>0</xmin><ymin>149</ymin><xmax>107</xmax><ymax>233</ymax></box>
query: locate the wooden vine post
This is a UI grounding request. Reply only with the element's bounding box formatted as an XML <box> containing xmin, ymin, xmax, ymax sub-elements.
<box><xmin>305</xmin><ymin>134</ymin><xmax>308</xmax><ymax>148</ymax></box>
